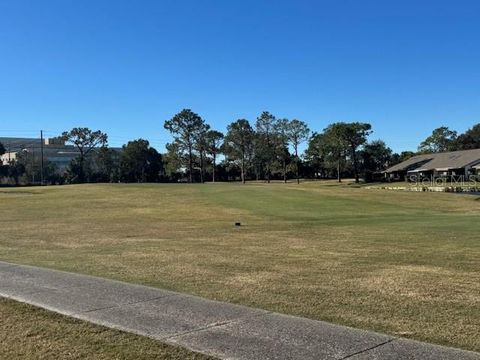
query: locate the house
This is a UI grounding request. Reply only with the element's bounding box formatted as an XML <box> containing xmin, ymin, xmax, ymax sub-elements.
<box><xmin>384</xmin><ymin>149</ymin><xmax>480</xmax><ymax>181</ymax></box>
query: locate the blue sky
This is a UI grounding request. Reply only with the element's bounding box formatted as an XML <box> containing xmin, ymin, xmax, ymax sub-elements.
<box><xmin>1</xmin><ymin>0</ymin><xmax>479</xmax><ymax>153</ymax></box>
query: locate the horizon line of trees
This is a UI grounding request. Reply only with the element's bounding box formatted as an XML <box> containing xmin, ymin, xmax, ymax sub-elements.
<box><xmin>1</xmin><ymin>110</ymin><xmax>480</xmax><ymax>186</ymax></box>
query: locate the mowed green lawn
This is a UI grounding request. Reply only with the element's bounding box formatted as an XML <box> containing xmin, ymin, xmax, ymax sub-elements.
<box><xmin>0</xmin><ymin>182</ymin><xmax>479</xmax><ymax>352</ymax></box>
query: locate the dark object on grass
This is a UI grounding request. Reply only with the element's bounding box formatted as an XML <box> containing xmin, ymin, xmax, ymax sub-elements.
<box><xmin>235</xmin><ymin>222</ymin><xmax>241</xmax><ymax>227</ymax></box>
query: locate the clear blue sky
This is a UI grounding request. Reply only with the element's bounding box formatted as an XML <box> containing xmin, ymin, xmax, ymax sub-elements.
<box><xmin>1</xmin><ymin>0</ymin><xmax>479</xmax><ymax>153</ymax></box>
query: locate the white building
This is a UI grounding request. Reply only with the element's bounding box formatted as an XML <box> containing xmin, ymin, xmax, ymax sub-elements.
<box><xmin>0</xmin><ymin>137</ymin><xmax>80</xmax><ymax>171</ymax></box>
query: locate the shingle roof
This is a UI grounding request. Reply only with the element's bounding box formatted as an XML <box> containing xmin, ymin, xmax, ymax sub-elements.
<box><xmin>384</xmin><ymin>153</ymin><xmax>434</xmax><ymax>173</ymax></box>
<box><xmin>385</xmin><ymin>149</ymin><xmax>480</xmax><ymax>173</ymax></box>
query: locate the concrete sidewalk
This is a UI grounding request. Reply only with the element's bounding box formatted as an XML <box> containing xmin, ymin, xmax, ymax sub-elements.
<box><xmin>0</xmin><ymin>261</ymin><xmax>478</xmax><ymax>360</ymax></box>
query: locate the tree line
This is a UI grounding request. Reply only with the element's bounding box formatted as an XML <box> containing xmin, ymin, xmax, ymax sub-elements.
<box><xmin>161</xmin><ymin>109</ymin><xmax>379</xmax><ymax>183</ymax></box>
<box><xmin>1</xmin><ymin>110</ymin><xmax>480</xmax><ymax>185</ymax></box>
<box><xmin>417</xmin><ymin>125</ymin><xmax>480</xmax><ymax>153</ymax></box>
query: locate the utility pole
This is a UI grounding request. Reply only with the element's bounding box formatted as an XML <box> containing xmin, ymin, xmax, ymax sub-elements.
<box><xmin>31</xmin><ymin>146</ymin><xmax>35</xmax><ymax>184</ymax></box>
<box><xmin>40</xmin><ymin>130</ymin><xmax>45</xmax><ymax>185</ymax></box>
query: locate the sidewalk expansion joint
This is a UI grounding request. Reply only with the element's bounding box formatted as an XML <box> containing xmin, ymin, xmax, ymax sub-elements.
<box><xmin>338</xmin><ymin>338</ymin><xmax>397</xmax><ymax>359</ymax></box>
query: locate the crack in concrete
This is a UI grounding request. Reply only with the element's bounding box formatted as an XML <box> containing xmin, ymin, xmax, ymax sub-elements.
<box><xmin>163</xmin><ymin>310</ymin><xmax>274</xmax><ymax>341</ymax></box>
<box><xmin>338</xmin><ymin>338</ymin><xmax>397</xmax><ymax>359</ymax></box>
<box><xmin>72</xmin><ymin>293</ymin><xmax>178</xmax><ymax>316</ymax></box>
<box><xmin>162</xmin><ymin>320</ymin><xmax>234</xmax><ymax>341</ymax></box>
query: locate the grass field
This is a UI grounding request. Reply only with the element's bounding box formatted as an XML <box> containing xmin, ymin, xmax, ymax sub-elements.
<box><xmin>0</xmin><ymin>298</ymin><xmax>213</xmax><ymax>359</ymax></box>
<box><xmin>0</xmin><ymin>182</ymin><xmax>479</xmax><ymax>353</ymax></box>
